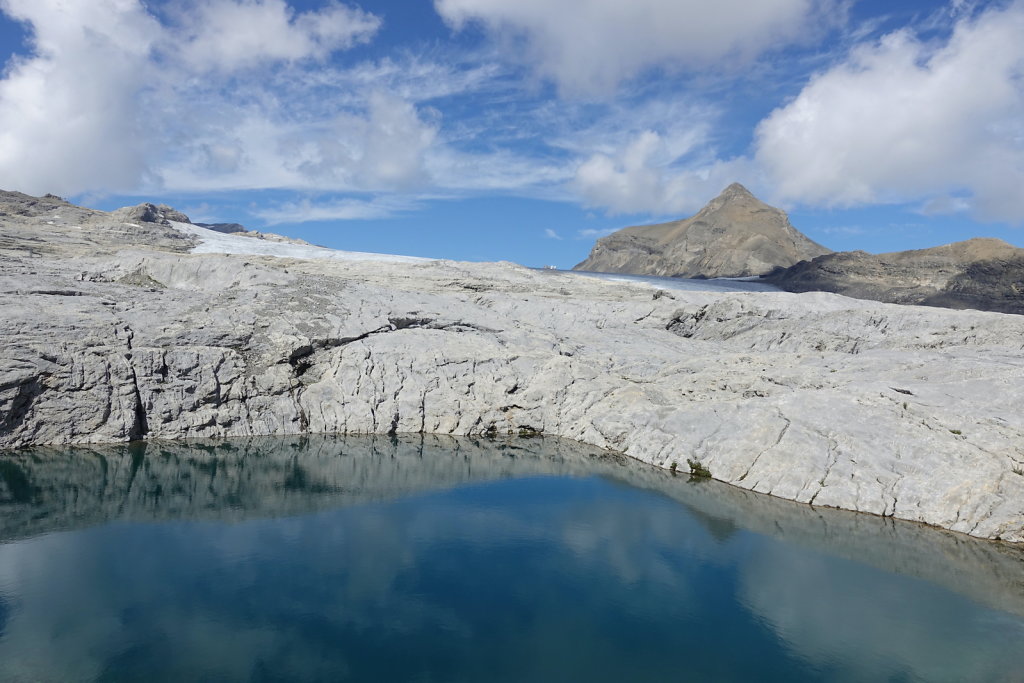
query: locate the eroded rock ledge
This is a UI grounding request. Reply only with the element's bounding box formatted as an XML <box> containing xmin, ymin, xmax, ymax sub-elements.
<box><xmin>1</xmin><ymin>194</ymin><xmax>1023</xmax><ymax>542</ymax></box>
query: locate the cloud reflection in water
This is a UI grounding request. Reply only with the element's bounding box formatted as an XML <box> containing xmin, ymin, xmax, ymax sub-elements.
<box><xmin>0</xmin><ymin>435</ymin><xmax>1022</xmax><ymax>681</ymax></box>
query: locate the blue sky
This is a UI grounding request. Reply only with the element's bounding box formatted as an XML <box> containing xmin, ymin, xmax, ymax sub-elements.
<box><xmin>0</xmin><ymin>0</ymin><xmax>1022</xmax><ymax>267</ymax></box>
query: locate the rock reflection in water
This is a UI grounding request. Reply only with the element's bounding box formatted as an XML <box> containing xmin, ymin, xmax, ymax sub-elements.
<box><xmin>0</xmin><ymin>434</ymin><xmax>1022</xmax><ymax>681</ymax></box>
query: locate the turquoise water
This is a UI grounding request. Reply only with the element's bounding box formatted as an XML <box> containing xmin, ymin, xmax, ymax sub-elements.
<box><xmin>1</xmin><ymin>435</ymin><xmax>1023</xmax><ymax>681</ymax></box>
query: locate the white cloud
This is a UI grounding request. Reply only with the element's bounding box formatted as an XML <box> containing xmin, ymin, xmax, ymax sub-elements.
<box><xmin>285</xmin><ymin>91</ymin><xmax>439</xmax><ymax>191</ymax></box>
<box><xmin>158</xmin><ymin>91</ymin><xmax>440</xmax><ymax>195</ymax></box>
<box><xmin>353</xmin><ymin>93</ymin><xmax>438</xmax><ymax>189</ymax></box>
<box><xmin>0</xmin><ymin>0</ymin><xmax>394</xmax><ymax>197</ymax></box>
<box><xmin>175</xmin><ymin>0</ymin><xmax>380</xmax><ymax>72</ymax></box>
<box><xmin>574</xmin><ymin>131</ymin><xmax>674</xmax><ymax>213</ymax></box>
<box><xmin>211</xmin><ymin>103</ymin><xmax>444</xmax><ymax>197</ymax></box>
<box><xmin>755</xmin><ymin>1</ymin><xmax>1024</xmax><ymax>223</ymax></box>
<box><xmin>543</xmin><ymin>228</ymin><xmax>561</xmax><ymax>240</ymax></box>
<box><xmin>0</xmin><ymin>0</ymin><xmax>572</xmax><ymax>203</ymax></box>
<box><xmin>572</xmin><ymin>130</ymin><xmax>754</xmax><ymax>215</ymax></box>
<box><xmin>0</xmin><ymin>0</ymin><xmax>805</xmax><ymax>214</ymax></box>
<box><xmin>0</xmin><ymin>0</ymin><xmax>161</xmax><ymax>195</ymax></box>
<box><xmin>434</xmin><ymin>0</ymin><xmax>844</xmax><ymax>95</ymax></box>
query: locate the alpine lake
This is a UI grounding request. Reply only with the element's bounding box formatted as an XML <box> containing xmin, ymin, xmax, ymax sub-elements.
<box><xmin>1</xmin><ymin>434</ymin><xmax>1022</xmax><ymax>681</ymax></box>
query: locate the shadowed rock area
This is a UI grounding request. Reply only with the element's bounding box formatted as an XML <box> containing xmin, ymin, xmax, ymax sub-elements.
<box><xmin>2</xmin><ymin>190</ymin><xmax>1024</xmax><ymax>542</ymax></box>
<box><xmin>574</xmin><ymin>183</ymin><xmax>831</xmax><ymax>278</ymax></box>
<box><xmin>768</xmin><ymin>238</ymin><xmax>1024</xmax><ymax>315</ymax></box>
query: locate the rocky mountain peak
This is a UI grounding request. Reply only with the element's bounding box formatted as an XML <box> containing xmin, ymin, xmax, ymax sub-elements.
<box><xmin>697</xmin><ymin>182</ymin><xmax>774</xmax><ymax>220</ymax></box>
<box><xmin>573</xmin><ymin>183</ymin><xmax>831</xmax><ymax>278</ymax></box>
<box><xmin>719</xmin><ymin>182</ymin><xmax>754</xmax><ymax>199</ymax></box>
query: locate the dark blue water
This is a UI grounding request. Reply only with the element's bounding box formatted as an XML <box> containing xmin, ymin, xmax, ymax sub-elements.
<box><xmin>1</xmin><ymin>435</ymin><xmax>1022</xmax><ymax>681</ymax></box>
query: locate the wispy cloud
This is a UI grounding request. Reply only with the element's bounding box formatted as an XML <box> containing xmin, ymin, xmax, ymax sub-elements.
<box><xmin>821</xmin><ymin>225</ymin><xmax>866</xmax><ymax>236</ymax></box>
<box><xmin>252</xmin><ymin>196</ymin><xmax>420</xmax><ymax>224</ymax></box>
<box><xmin>543</xmin><ymin>228</ymin><xmax>562</xmax><ymax>240</ymax></box>
<box><xmin>917</xmin><ymin>195</ymin><xmax>972</xmax><ymax>216</ymax></box>
<box><xmin>289</xmin><ymin>54</ymin><xmax>505</xmax><ymax>105</ymax></box>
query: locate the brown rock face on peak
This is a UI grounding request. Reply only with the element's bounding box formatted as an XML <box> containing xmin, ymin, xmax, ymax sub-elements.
<box><xmin>573</xmin><ymin>183</ymin><xmax>831</xmax><ymax>278</ymax></box>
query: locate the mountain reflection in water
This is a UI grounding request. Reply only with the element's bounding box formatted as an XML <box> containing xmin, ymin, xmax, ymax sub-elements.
<box><xmin>1</xmin><ymin>434</ymin><xmax>1022</xmax><ymax>682</ymax></box>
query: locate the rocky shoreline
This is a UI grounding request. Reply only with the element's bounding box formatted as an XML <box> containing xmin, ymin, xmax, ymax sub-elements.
<box><xmin>2</xmin><ymin>191</ymin><xmax>1023</xmax><ymax>542</ymax></box>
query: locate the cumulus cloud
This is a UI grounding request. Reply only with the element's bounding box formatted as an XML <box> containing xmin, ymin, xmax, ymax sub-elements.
<box><xmin>755</xmin><ymin>1</ymin><xmax>1024</xmax><ymax>223</ymax></box>
<box><xmin>572</xmin><ymin>130</ymin><xmax>754</xmax><ymax>215</ymax></box>
<box><xmin>0</xmin><ymin>0</ymin><xmax>395</xmax><ymax>197</ymax></box>
<box><xmin>0</xmin><ymin>0</ymin><xmax>161</xmax><ymax>195</ymax></box>
<box><xmin>435</xmin><ymin>0</ymin><xmax>844</xmax><ymax>95</ymax></box>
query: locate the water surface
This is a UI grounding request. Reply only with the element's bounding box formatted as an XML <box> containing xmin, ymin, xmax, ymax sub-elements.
<box><xmin>1</xmin><ymin>435</ymin><xmax>1022</xmax><ymax>681</ymax></box>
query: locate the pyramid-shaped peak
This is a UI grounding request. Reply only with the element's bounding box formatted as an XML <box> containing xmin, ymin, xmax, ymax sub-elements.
<box><xmin>574</xmin><ymin>180</ymin><xmax>831</xmax><ymax>278</ymax></box>
<box><xmin>718</xmin><ymin>182</ymin><xmax>755</xmax><ymax>199</ymax></box>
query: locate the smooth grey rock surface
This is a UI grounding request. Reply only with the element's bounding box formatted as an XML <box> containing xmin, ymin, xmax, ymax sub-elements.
<box><xmin>2</xmin><ymin>192</ymin><xmax>1024</xmax><ymax>542</ymax></box>
<box><xmin>574</xmin><ymin>183</ymin><xmax>831</xmax><ymax>278</ymax></box>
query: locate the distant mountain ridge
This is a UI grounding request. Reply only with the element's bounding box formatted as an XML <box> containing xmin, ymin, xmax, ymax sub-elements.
<box><xmin>768</xmin><ymin>238</ymin><xmax>1024</xmax><ymax>315</ymax></box>
<box><xmin>573</xmin><ymin>183</ymin><xmax>1023</xmax><ymax>315</ymax></box>
<box><xmin>574</xmin><ymin>183</ymin><xmax>831</xmax><ymax>278</ymax></box>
